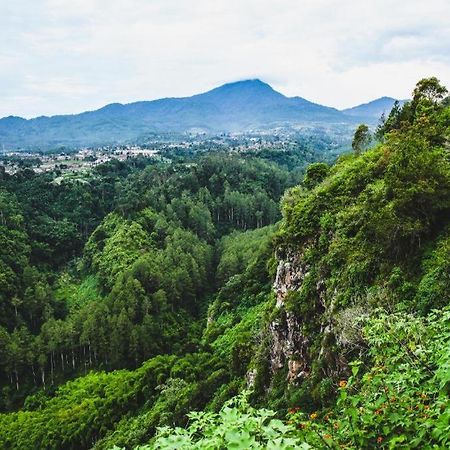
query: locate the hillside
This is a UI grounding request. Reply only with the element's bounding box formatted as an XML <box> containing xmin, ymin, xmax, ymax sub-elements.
<box><xmin>0</xmin><ymin>80</ymin><xmax>398</xmax><ymax>150</ymax></box>
<box><xmin>0</xmin><ymin>78</ymin><xmax>448</xmax><ymax>449</ymax></box>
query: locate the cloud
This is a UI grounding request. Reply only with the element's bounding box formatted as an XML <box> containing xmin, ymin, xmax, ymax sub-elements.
<box><xmin>0</xmin><ymin>0</ymin><xmax>449</xmax><ymax>117</ymax></box>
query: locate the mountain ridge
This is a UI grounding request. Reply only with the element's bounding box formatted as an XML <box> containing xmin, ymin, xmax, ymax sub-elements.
<box><xmin>0</xmin><ymin>79</ymin><xmax>403</xmax><ymax>150</ymax></box>
<box><xmin>341</xmin><ymin>95</ymin><xmax>407</xmax><ymax>119</ymax></box>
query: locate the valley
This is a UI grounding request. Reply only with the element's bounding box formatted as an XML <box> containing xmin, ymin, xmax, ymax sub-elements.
<box><xmin>0</xmin><ymin>78</ymin><xmax>449</xmax><ymax>449</ymax></box>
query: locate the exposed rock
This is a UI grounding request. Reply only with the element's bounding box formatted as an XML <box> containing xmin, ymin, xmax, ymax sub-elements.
<box><xmin>269</xmin><ymin>310</ymin><xmax>308</xmax><ymax>373</ymax></box>
<box><xmin>269</xmin><ymin>246</ymin><xmax>312</xmax><ymax>381</ymax></box>
<box><xmin>273</xmin><ymin>247</ymin><xmax>308</xmax><ymax>308</ymax></box>
<box><xmin>246</xmin><ymin>368</ymin><xmax>257</xmax><ymax>387</ymax></box>
<box><xmin>288</xmin><ymin>359</ymin><xmax>308</xmax><ymax>383</ymax></box>
<box><xmin>268</xmin><ymin>245</ymin><xmax>350</xmax><ymax>383</ymax></box>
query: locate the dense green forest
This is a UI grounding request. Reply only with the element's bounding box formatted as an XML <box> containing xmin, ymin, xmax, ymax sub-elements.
<box><xmin>0</xmin><ymin>78</ymin><xmax>449</xmax><ymax>449</ymax></box>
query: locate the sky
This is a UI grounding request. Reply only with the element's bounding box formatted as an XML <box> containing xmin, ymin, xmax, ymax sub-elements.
<box><xmin>1</xmin><ymin>0</ymin><xmax>450</xmax><ymax>118</ymax></box>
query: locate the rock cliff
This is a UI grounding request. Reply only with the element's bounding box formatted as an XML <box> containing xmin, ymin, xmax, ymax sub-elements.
<box><xmin>270</xmin><ymin>247</ymin><xmax>312</xmax><ymax>382</ymax></box>
<box><xmin>269</xmin><ymin>245</ymin><xmax>349</xmax><ymax>383</ymax></box>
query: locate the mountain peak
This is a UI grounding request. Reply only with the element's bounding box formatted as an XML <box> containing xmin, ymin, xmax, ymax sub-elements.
<box><xmin>219</xmin><ymin>78</ymin><xmax>271</xmax><ymax>88</ymax></box>
<box><xmin>204</xmin><ymin>79</ymin><xmax>281</xmax><ymax>97</ymax></box>
<box><xmin>0</xmin><ymin>79</ymin><xmax>390</xmax><ymax>149</ymax></box>
<box><xmin>341</xmin><ymin>96</ymin><xmax>406</xmax><ymax>119</ymax></box>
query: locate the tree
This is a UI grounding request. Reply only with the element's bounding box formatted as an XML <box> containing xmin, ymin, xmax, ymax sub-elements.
<box><xmin>412</xmin><ymin>76</ymin><xmax>448</xmax><ymax>105</ymax></box>
<box><xmin>303</xmin><ymin>163</ymin><xmax>330</xmax><ymax>189</ymax></box>
<box><xmin>377</xmin><ymin>77</ymin><xmax>449</xmax><ymax>140</ymax></box>
<box><xmin>376</xmin><ymin>101</ymin><xmax>402</xmax><ymax>140</ymax></box>
<box><xmin>352</xmin><ymin>124</ymin><xmax>371</xmax><ymax>156</ymax></box>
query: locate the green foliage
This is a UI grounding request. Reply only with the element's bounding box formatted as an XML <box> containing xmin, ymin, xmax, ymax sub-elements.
<box><xmin>0</xmin><ymin>190</ymin><xmax>30</xmax><ymax>312</ymax></box>
<box><xmin>142</xmin><ymin>306</ymin><xmax>450</xmax><ymax>450</ymax></box>
<box><xmin>376</xmin><ymin>76</ymin><xmax>448</xmax><ymax>141</ymax></box>
<box><xmin>302</xmin><ymin>163</ymin><xmax>330</xmax><ymax>190</ymax></box>
<box><xmin>0</xmin><ymin>78</ymin><xmax>449</xmax><ymax>450</ymax></box>
<box><xmin>351</xmin><ymin>124</ymin><xmax>371</xmax><ymax>155</ymax></box>
<box><xmin>215</xmin><ymin>226</ymin><xmax>274</xmax><ymax>288</ymax></box>
<box><xmin>87</xmin><ymin>215</ymin><xmax>152</xmax><ymax>289</ymax></box>
<box><xmin>150</xmin><ymin>391</ymin><xmax>310</xmax><ymax>450</ymax></box>
<box><xmin>0</xmin><ymin>152</ymin><xmax>291</xmax><ymax>410</ymax></box>
<box><xmin>92</xmin><ymin>353</ymin><xmax>228</xmax><ymax>450</ymax></box>
<box><xmin>415</xmin><ymin>230</ymin><xmax>450</xmax><ymax>313</ymax></box>
<box><xmin>248</xmin><ymin>77</ymin><xmax>450</xmax><ymax>445</ymax></box>
<box><xmin>279</xmin><ymin>90</ymin><xmax>450</xmax><ymax>321</ymax></box>
<box><xmin>288</xmin><ymin>308</ymin><xmax>450</xmax><ymax>449</ymax></box>
<box><xmin>204</xmin><ymin>226</ymin><xmax>275</xmax><ymax>379</ymax></box>
<box><xmin>210</xmin><ymin>303</ymin><xmax>266</xmax><ymax>363</ymax></box>
<box><xmin>0</xmin><ymin>355</ymin><xmax>176</xmax><ymax>450</ymax></box>
<box><xmin>54</xmin><ymin>275</ymin><xmax>101</xmax><ymax>310</ymax></box>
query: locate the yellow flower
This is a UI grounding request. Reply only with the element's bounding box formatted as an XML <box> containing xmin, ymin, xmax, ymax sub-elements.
<box><xmin>339</xmin><ymin>380</ymin><xmax>347</xmax><ymax>388</ymax></box>
<box><xmin>310</xmin><ymin>412</ymin><xmax>318</xmax><ymax>420</ymax></box>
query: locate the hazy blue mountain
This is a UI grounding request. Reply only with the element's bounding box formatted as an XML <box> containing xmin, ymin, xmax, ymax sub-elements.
<box><xmin>341</xmin><ymin>96</ymin><xmax>405</xmax><ymax>120</ymax></box>
<box><xmin>0</xmin><ymin>80</ymin><xmax>396</xmax><ymax>150</ymax></box>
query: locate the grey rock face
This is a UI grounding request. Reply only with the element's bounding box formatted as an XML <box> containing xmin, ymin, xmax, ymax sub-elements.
<box><xmin>270</xmin><ymin>247</ymin><xmax>312</xmax><ymax>382</ymax></box>
<box><xmin>264</xmin><ymin>245</ymin><xmax>351</xmax><ymax>385</ymax></box>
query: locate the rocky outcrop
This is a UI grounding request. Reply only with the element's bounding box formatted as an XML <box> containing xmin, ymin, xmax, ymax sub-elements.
<box><xmin>269</xmin><ymin>311</ymin><xmax>309</xmax><ymax>381</ymax></box>
<box><xmin>269</xmin><ymin>246</ymin><xmax>313</xmax><ymax>382</ymax></box>
<box><xmin>269</xmin><ymin>244</ymin><xmax>355</xmax><ymax>385</ymax></box>
<box><xmin>246</xmin><ymin>368</ymin><xmax>257</xmax><ymax>387</ymax></box>
<box><xmin>265</xmin><ymin>243</ymin><xmax>352</xmax><ymax>384</ymax></box>
<box><xmin>273</xmin><ymin>248</ymin><xmax>308</xmax><ymax>308</ymax></box>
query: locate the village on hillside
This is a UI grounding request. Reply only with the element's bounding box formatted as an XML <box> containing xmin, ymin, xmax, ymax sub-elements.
<box><xmin>0</xmin><ymin>145</ymin><xmax>160</xmax><ymax>175</ymax></box>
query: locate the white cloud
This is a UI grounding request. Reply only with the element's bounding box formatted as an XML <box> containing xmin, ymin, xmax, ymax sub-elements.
<box><xmin>0</xmin><ymin>0</ymin><xmax>449</xmax><ymax>117</ymax></box>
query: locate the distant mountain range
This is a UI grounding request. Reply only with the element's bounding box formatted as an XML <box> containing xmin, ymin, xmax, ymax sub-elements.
<box><xmin>0</xmin><ymin>80</ymin><xmax>405</xmax><ymax>150</ymax></box>
<box><xmin>341</xmin><ymin>96</ymin><xmax>405</xmax><ymax>120</ymax></box>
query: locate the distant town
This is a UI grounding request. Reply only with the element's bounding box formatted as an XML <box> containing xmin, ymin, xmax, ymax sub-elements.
<box><xmin>0</xmin><ymin>145</ymin><xmax>163</xmax><ymax>175</ymax></box>
<box><xmin>0</xmin><ymin>130</ymin><xmax>348</xmax><ymax>176</ymax></box>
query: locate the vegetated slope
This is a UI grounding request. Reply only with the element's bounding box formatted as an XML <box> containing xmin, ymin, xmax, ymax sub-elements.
<box><xmin>0</xmin><ymin>152</ymin><xmax>299</xmax><ymax>447</ymax></box>
<box><xmin>0</xmin><ymin>79</ymin><xmax>370</xmax><ymax>150</ymax></box>
<box><xmin>144</xmin><ymin>77</ymin><xmax>450</xmax><ymax>448</ymax></box>
<box><xmin>264</xmin><ymin>76</ymin><xmax>449</xmax><ymax>390</ymax></box>
<box><xmin>149</xmin><ymin>78</ymin><xmax>450</xmax><ymax>449</ymax></box>
<box><xmin>0</xmin><ymin>78</ymin><xmax>448</xmax><ymax>450</ymax></box>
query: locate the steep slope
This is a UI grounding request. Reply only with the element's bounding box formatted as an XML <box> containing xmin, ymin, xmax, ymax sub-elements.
<box><xmin>0</xmin><ymin>80</ymin><xmax>351</xmax><ymax>150</ymax></box>
<box><xmin>268</xmin><ymin>83</ymin><xmax>449</xmax><ymax>385</ymax></box>
<box><xmin>0</xmin><ymin>78</ymin><xmax>448</xmax><ymax>450</ymax></box>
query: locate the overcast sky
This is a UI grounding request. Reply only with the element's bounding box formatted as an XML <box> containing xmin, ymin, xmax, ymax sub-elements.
<box><xmin>1</xmin><ymin>0</ymin><xmax>450</xmax><ymax>118</ymax></box>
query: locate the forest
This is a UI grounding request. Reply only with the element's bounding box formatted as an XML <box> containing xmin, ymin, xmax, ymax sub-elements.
<box><xmin>0</xmin><ymin>77</ymin><xmax>449</xmax><ymax>449</ymax></box>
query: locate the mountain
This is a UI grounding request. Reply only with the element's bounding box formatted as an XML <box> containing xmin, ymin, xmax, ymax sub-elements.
<box><xmin>341</xmin><ymin>96</ymin><xmax>406</xmax><ymax>120</ymax></box>
<box><xmin>0</xmin><ymin>77</ymin><xmax>448</xmax><ymax>450</ymax></box>
<box><xmin>0</xmin><ymin>80</ymin><xmax>401</xmax><ymax>150</ymax></box>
